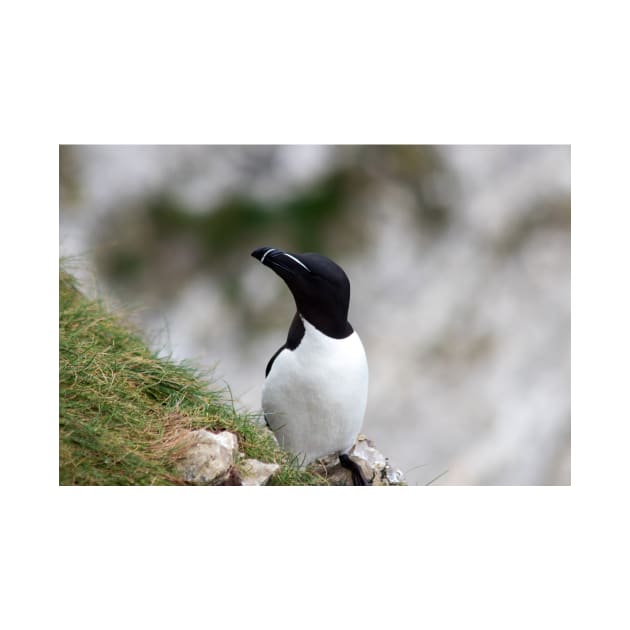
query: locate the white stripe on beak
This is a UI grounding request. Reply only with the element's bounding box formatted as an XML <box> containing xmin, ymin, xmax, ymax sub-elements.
<box><xmin>282</xmin><ymin>252</ymin><xmax>311</xmax><ymax>272</ymax></box>
<box><xmin>260</xmin><ymin>248</ymin><xmax>276</xmax><ymax>264</ymax></box>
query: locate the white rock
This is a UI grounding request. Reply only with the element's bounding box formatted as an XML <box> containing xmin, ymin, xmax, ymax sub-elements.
<box><xmin>178</xmin><ymin>430</ymin><xmax>238</xmax><ymax>485</ymax></box>
<box><xmin>384</xmin><ymin>465</ymin><xmax>405</xmax><ymax>485</ymax></box>
<box><xmin>211</xmin><ymin>430</ymin><xmax>239</xmax><ymax>456</ymax></box>
<box><xmin>239</xmin><ymin>459</ymin><xmax>280</xmax><ymax>486</ymax></box>
<box><xmin>353</xmin><ymin>435</ymin><xmax>387</xmax><ymax>468</ymax></box>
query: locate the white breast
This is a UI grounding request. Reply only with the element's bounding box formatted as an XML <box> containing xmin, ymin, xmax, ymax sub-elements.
<box><xmin>262</xmin><ymin>318</ymin><xmax>369</xmax><ymax>465</ymax></box>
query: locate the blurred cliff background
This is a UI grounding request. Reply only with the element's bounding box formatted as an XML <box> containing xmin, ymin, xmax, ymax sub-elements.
<box><xmin>59</xmin><ymin>145</ymin><xmax>570</xmax><ymax>485</ymax></box>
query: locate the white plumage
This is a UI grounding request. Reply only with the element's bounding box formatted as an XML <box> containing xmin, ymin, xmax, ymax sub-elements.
<box><xmin>262</xmin><ymin>317</ymin><xmax>368</xmax><ymax>465</ymax></box>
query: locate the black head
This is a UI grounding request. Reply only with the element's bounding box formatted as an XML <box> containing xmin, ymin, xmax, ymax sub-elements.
<box><xmin>251</xmin><ymin>246</ymin><xmax>353</xmax><ymax>338</ymax></box>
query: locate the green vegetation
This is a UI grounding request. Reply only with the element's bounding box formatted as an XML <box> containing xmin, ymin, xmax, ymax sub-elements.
<box><xmin>59</xmin><ymin>266</ymin><xmax>327</xmax><ymax>485</ymax></box>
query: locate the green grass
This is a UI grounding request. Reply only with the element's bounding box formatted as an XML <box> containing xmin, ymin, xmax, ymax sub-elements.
<box><xmin>59</xmin><ymin>266</ymin><xmax>327</xmax><ymax>485</ymax></box>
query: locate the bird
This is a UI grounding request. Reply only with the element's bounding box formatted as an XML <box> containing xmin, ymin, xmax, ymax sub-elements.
<box><xmin>251</xmin><ymin>246</ymin><xmax>369</xmax><ymax>485</ymax></box>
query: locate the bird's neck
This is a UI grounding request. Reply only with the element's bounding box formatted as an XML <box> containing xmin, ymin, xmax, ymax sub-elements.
<box><xmin>298</xmin><ymin>310</ymin><xmax>353</xmax><ymax>339</ymax></box>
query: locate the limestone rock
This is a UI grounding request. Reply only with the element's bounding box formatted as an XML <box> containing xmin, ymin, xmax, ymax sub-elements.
<box><xmin>239</xmin><ymin>459</ymin><xmax>280</xmax><ymax>486</ymax></box>
<box><xmin>177</xmin><ymin>430</ymin><xmax>239</xmax><ymax>485</ymax></box>
<box><xmin>310</xmin><ymin>434</ymin><xmax>405</xmax><ymax>486</ymax></box>
<box><xmin>211</xmin><ymin>430</ymin><xmax>239</xmax><ymax>455</ymax></box>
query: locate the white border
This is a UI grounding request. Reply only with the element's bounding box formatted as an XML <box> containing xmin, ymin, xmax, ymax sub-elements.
<box><xmin>4</xmin><ymin>1</ymin><xmax>630</xmax><ymax>628</ymax></box>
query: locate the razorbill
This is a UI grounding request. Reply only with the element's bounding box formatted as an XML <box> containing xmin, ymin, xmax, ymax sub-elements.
<box><xmin>251</xmin><ymin>246</ymin><xmax>369</xmax><ymax>485</ymax></box>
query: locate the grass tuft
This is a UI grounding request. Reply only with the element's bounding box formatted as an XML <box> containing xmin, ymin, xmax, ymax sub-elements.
<box><xmin>59</xmin><ymin>266</ymin><xmax>327</xmax><ymax>485</ymax></box>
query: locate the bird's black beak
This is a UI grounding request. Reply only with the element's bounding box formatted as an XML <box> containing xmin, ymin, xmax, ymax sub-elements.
<box><xmin>251</xmin><ymin>246</ymin><xmax>274</xmax><ymax>264</ymax></box>
<box><xmin>251</xmin><ymin>247</ymin><xmax>311</xmax><ymax>274</ymax></box>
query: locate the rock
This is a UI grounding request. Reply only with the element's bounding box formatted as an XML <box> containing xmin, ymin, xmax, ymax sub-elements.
<box><xmin>311</xmin><ymin>453</ymin><xmax>354</xmax><ymax>485</ymax></box>
<box><xmin>239</xmin><ymin>459</ymin><xmax>280</xmax><ymax>486</ymax></box>
<box><xmin>383</xmin><ymin>465</ymin><xmax>404</xmax><ymax>485</ymax></box>
<box><xmin>221</xmin><ymin>468</ymin><xmax>243</xmax><ymax>486</ymax></box>
<box><xmin>310</xmin><ymin>434</ymin><xmax>406</xmax><ymax>486</ymax></box>
<box><xmin>175</xmin><ymin>428</ymin><xmax>402</xmax><ymax>486</ymax></box>
<box><xmin>211</xmin><ymin>430</ymin><xmax>239</xmax><ymax>455</ymax></box>
<box><xmin>177</xmin><ymin>430</ymin><xmax>239</xmax><ymax>485</ymax></box>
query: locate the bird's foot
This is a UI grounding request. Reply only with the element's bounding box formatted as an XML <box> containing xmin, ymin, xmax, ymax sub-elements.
<box><xmin>339</xmin><ymin>453</ymin><xmax>370</xmax><ymax>486</ymax></box>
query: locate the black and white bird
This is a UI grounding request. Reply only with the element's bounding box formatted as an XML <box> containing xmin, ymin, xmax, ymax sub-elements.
<box><xmin>251</xmin><ymin>246</ymin><xmax>369</xmax><ymax>485</ymax></box>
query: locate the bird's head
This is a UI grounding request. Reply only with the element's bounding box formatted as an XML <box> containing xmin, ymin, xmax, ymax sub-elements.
<box><xmin>251</xmin><ymin>246</ymin><xmax>352</xmax><ymax>337</ymax></box>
